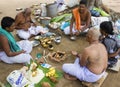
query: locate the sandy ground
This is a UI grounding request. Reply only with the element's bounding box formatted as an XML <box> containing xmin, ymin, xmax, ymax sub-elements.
<box><xmin>103</xmin><ymin>0</ymin><xmax>120</xmax><ymax>12</ymax></box>
<box><xmin>0</xmin><ymin>0</ymin><xmax>120</xmax><ymax>87</ymax></box>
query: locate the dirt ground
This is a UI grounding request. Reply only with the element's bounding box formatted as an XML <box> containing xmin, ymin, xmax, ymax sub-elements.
<box><xmin>0</xmin><ymin>0</ymin><xmax>120</xmax><ymax>87</ymax></box>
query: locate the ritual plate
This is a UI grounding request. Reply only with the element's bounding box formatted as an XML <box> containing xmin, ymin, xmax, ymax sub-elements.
<box><xmin>30</xmin><ymin>40</ymin><xmax>40</xmax><ymax>47</ymax></box>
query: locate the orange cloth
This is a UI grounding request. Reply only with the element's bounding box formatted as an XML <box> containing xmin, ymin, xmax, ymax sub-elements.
<box><xmin>72</xmin><ymin>8</ymin><xmax>81</xmax><ymax>30</ymax></box>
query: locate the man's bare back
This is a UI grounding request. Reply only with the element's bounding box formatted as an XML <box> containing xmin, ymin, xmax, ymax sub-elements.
<box><xmin>84</xmin><ymin>42</ymin><xmax>108</xmax><ymax>75</ymax></box>
<box><xmin>63</xmin><ymin>28</ymin><xmax>108</xmax><ymax>82</ymax></box>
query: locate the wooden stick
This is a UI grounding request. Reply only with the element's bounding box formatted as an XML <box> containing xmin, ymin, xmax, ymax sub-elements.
<box><xmin>43</xmin><ymin>50</ymin><xmax>47</xmax><ymax>63</ymax></box>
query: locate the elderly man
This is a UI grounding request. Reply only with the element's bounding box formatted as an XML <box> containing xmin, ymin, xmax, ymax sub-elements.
<box><xmin>62</xmin><ymin>28</ymin><xmax>108</xmax><ymax>82</ymax></box>
<box><xmin>15</xmin><ymin>8</ymin><xmax>46</xmax><ymax>39</ymax></box>
<box><xmin>64</xmin><ymin>0</ymin><xmax>91</xmax><ymax>40</ymax></box>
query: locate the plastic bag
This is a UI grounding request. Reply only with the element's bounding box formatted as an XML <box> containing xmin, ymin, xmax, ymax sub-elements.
<box><xmin>60</xmin><ymin>22</ymin><xmax>70</xmax><ymax>30</ymax></box>
<box><xmin>6</xmin><ymin>70</ymin><xmax>29</xmax><ymax>87</ymax></box>
<box><xmin>40</xmin><ymin>3</ymin><xmax>47</xmax><ymax>17</ymax></box>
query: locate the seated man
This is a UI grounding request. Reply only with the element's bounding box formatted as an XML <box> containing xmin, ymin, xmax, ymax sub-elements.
<box><xmin>62</xmin><ymin>28</ymin><xmax>108</xmax><ymax>82</ymax></box>
<box><xmin>64</xmin><ymin>0</ymin><xmax>91</xmax><ymax>39</ymax></box>
<box><xmin>15</xmin><ymin>8</ymin><xmax>46</xmax><ymax>39</ymax></box>
<box><xmin>0</xmin><ymin>16</ymin><xmax>33</xmax><ymax>64</ymax></box>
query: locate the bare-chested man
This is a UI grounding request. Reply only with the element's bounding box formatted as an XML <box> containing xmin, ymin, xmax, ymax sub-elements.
<box><xmin>64</xmin><ymin>0</ymin><xmax>91</xmax><ymax>39</ymax></box>
<box><xmin>15</xmin><ymin>8</ymin><xmax>45</xmax><ymax>39</ymax></box>
<box><xmin>62</xmin><ymin>28</ymin><xmax>108</xmax><ymax>82</ymax></box>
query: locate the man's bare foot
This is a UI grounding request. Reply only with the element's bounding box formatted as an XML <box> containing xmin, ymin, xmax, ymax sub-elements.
<box><xmin>64</xmin><ymin>73</ymin><xmax>77</xmax><ymax>81</ymax></box>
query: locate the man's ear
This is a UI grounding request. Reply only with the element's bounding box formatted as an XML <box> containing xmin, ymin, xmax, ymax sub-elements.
<box><xmin>88</xmin><ymin>34</ymin><xmax>92</xmax><ymax>39</ymax></box>
<box><xmin>6</xmin><ymin>27</ymin><xmax>9</xmax><ymax>31</ymax></box>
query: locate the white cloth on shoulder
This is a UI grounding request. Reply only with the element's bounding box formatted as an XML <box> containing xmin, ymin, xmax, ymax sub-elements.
<box><xmin>17</xmin><ymin>26</ymin><xmax>44</xmax><ymax>39</ymax></box>
<box><xmin>62</xmin><ymin>58</ymin><xmax>105</xmax><ymax>82</ymax></box>
<box><xmin>0</xmin><ymin>40</ymin><xmax>33</xmax><ymax>64</ymax></box>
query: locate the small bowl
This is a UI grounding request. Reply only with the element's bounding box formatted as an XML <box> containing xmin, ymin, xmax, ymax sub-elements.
<box><xmin>70</xmin><ymin>36</ymin><xmax>76</xmax><ymax>41</ymax></box>
<box><xmin>16</xmin><ymin>8</ymin><xmax>23</xmax><ymax>11</ymax></box>
<box><xmin>34</xmin><ymin>36</ymin><xmax>42</xmax><ymax>40</ymax></box>
<box><xmin>54</xmin><ymin>36</ymin><xmax>61</xmax><ymax>44</ymax></box>
<box><xmin>48</xmin><ymin>44</ymin><xmax>54</xmax><ymax>51</ymax></box>
<box><xmin>55</xmin><ymin>39</ymin><xmax>61</xmax><ymax>44</ymax></box>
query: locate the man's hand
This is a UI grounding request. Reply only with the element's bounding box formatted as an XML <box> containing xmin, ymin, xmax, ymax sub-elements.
<box><xmin>81</xmin><ymin>27</ymin><xmax>85</xmax><ymax>32</ymax></box>
<box><xmin>71</xmin><ymin>51</ymin><xmax>78</xmax><ymax>56</ymax></box>
<box><xmin>20</xmin><ymin>50</ymin><xmax>26</xmax><ymax>53</ymax></box>
<box><xmin>70</xmin><ymin>30</ymin><xmax>73</xmax><ymax>36</ymax></box>
<box><xmin>75</xmin><ymin>31</ymin><xmax>80</xmax><ymax>36</ymax></box>
<box><xmin>31</xmin><ymin>23</ymin><xmax>37</xmax><ymax>27</ymax></box>
<box><xmin>23</xmin><ymin>23</ymin><xmax>31</xmax><ymax>31</ymax></box>
<box><xmin>71</xmin><ymin>51</ymin><xmax>81</xmax><ymax>58</ymax></box>
<box><xmin>23</xmin><ymin>27</ymin><xmax>28</xmax><ymax>31</ymax></box>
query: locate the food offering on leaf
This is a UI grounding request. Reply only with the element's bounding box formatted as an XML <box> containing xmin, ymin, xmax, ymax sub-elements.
<box><xmin>32</xmin><ymin>70</ymin><xmax>37</xmax><ymax>77</ymax></box>
<box><xmin>48</xmin><ymin>51</ymin><xmax>66</xmax><ymax>62</ymax></box>
<box><xmin>30</xmin><ymin>62</ymin><xmax>38</xmax><ymax>77</ymax></box>
<box><xmin>27</xmin><ymin>62</ymin><xmax>45</xmax><ymax>84</ymax></box>
<box><xmin>20</xmin><ymin>66</ymin><xmax>29</xmax><ymax>76</ymax></box>
<box><xmin>41</xmin><ymin>82</ymin><xmax>51</xmax><ymax>87</ymax></box>
<box><xmin>46</xmin><ymin>67</ymin><xmax>56</xmax><ymax>77</ymax></box>
<box><xmin>49</xmin><ymin>77</ymin><xmax>58</xmax><ymax>83</ymax></box>
<box><xmin>46</xmin><ymin>67</ymin><xmax>58</xmax><ymax>83</ymax></box>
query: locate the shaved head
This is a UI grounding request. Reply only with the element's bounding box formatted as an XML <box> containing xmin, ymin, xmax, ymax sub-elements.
<box><xmin>24</xmin><ymin>8</ymin><xmax>31</xmax><ymax>15</ymax></box>
<box><xmin>88</xmin><ymin>28</ymin><xmax>101</xmax><ymax>40</ymax></box>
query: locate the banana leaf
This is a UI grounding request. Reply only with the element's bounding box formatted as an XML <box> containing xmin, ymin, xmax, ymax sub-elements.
<box><xmin>5</xmin><ymin>65</ymin><xmax>63</xmax><ymax>87</ymax></box>
<box><xmin>50</xmin><ymin>13</ymin><xmax>72</xmax><ymax>23</ymax></box>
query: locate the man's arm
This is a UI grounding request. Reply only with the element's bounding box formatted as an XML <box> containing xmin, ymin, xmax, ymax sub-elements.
<box><xmin>0</xmin><ymin>35</ymin><xmax>25</xmax><ymax>57</ymax></box>
<box><xmin>108</xmin><ymin>48</ymin><xmax>120</xmax><ymax>58</ymax></box>
<box><xmin>15</xmin><ymin>15</ymin><xmax>21</xmax><ymax>29</ymax></box>
<box><xmin>86</xmin><ymin>11</ymin><xmax>91</xmax><ymax>28</ymax></box>
<box><xmin>80</xmin><ymin>48</ymin><xmax>89</xmax><ymax>66</ymax></box>
<box><xmin>70</xmin><ymin>14</ymin><xmax>74</xmax><ymax>36</ymax></box>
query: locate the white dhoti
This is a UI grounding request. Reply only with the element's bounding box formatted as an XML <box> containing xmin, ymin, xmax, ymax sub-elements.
<box><xmin>0</xmin><ymin>40</ymin><xmax>33</xmax><ymax>64</ymax></box>
<box><xmin>17</xmin><ymin>26</ymin><xmax>45</xmax><ymax>39</ymax></box>
<box><xmin>63</xmin><ymin>25</ymin><xmax>89</xmax><ymax>35</ymax></box>
<box><xmin>62</xmin><ymin>58</ymin><xmax>105</xmax><ymax>82</ymax></box>
<box><xmin>63</xmin><ymin>26</ymin><xmax>77</xmax><ymax>35</ymax></box>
